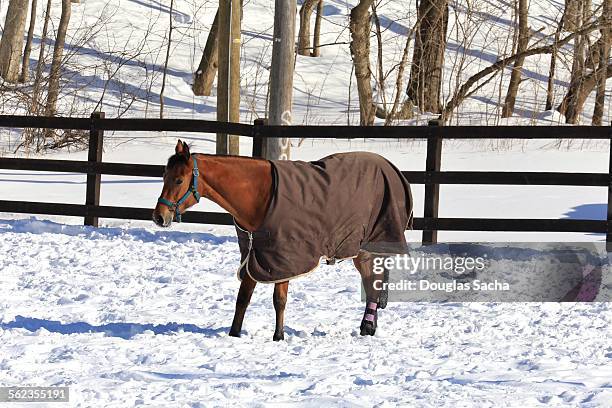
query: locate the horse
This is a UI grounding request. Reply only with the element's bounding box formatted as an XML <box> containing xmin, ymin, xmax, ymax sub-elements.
<box><xmin>153</xmin><ymin>140</ymin><xmax>413</xmax><ymax>341</ymax></box>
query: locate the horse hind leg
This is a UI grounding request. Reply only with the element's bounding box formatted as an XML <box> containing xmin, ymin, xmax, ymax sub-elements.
<box><xmin>273</xmin><ymin>281</ymin><xmax>289</xmax><ymax>341</ymax></box>
<box><xmin>229</xmin><ymin>274</ymin><xmax>257</xmax><ymax>338</ymax></box>
<box><xmin>353</xmin><ymin>251</ymin><xmax>387</xmax><ymax>336</ymax></box>
<box><xmin>378</xmin><ymin>267</ymin><xmax>390</xmax><ymax>309</ymax></box>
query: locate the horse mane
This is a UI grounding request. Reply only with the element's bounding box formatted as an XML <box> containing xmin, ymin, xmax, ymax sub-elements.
<box><xmin>167</xmin><ymin>152</ymin><xmax>268</xmax><ymax>170</ymax></box>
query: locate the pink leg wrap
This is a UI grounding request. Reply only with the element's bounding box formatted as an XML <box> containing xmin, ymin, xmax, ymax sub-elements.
<box><xmin>364</xmin><ymin>302</ymin><xmax>377</xmax><ymax>323</ymax></box>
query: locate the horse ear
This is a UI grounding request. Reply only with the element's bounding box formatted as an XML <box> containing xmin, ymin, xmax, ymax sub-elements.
<box><xmin>182</xmin><ymin>141</ymin><xmax>190</xmax><ymax>158</ymax></box>
<box><xmin>175</xmin><ymin>139</ymin><xmax>184</xmax><ymax>155</ymax></box>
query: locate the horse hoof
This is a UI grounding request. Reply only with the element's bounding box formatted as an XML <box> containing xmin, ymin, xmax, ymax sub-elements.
<box><xmin>229</xmin><ymin>330</ymin><xmax>241</xmax><ymax>338</ymax></box>
<box><xmin>360</xmin><ymin>321</ymin><xmax>376</xmax><ymax>336</ymax></box>
<box><xmin>273</xmin><ymin>332</ymin><xmax>284</xmax><ymax>341</ymax></box>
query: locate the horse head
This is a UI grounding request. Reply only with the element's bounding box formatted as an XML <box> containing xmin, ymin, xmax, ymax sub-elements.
<box><xmin>153</xmin><ymin>140</ymin><xmax>202</xmax><ymax>227</ymax></box>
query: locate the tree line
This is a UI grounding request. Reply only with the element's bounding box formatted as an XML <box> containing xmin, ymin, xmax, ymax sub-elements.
<box><xmin>190</xmin><ymin>0</ymin><xmax>611</xmax><ymax>127</ymax></box>
<box><xmin>0</xmin><ymin>0</ymin><xmax>609</xmax><ymax>154</ymax></box>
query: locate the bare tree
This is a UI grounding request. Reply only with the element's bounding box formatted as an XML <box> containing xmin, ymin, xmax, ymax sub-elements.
<box><xmin>312</xmin><ymin>0</ymin><xmax>323</xmax><ymax>57</ymax></box>
<box><xmin>160</xmin><ymin>0</ymin><xmax>174</xmax><ymax>118</ymax></box>
<box><xmin>45</xmin><ymin>0</ymin><xmax>72</xmax><ymax>117</ymax></box>
<box><xmin>372</xmin><ymin>2</ymin><xmax>387</xmax><ymax>116</ymax></box>
<box><xmin>20</xmin><ymin>0</ymin><xmax>38</xmax><ymax>83</ymax></box>
<box><xmin>31</xmin><ymin>0</ymin><xmax>52</xmax><ymax>115</ymax></box>
<box><xmin>501</xmin><ymin>0</ymin><xmax>529</xmax><ymax>118</ymax></box>
<box><xmin>545</xmin><ymin>12</ymin><xmax>565</xmax><ymax>110</ymax></box>
<box><xmin>560</xmin><ymin>0</ymin><xmax>592</xmax><ymax>123</ymax></box>
<box><xmin>407</xmin><ymin>0</ymin><xmax>449</xmax><ymax>113</ymax></box>
<box><xmin>298</xmin><ymin>0</ymin><xmax>319</xmax><ymax>56</ymax></box>
<box><xmin>564</xmin><ymin>0</ymin><xmax>582</xmax><ymax>31</ymax></box>
<box><xmin>192</xmin><ymin>10</ymin><xmax>219</xmax><ymax>96</ymax></box>
<box><xmin>592</xmin><ymin>0</ymin><xmax>610</xmax><ymax>125</ymax></box>
<box><xmin>373</xmin><ymin>20</ymin><xmax>417</xmax><ymax>123</ymax></box>
<box><xmin>0</xmin><ymin>0</ymin><xmax>30</xmax><ymax>83</ymax></box>
<box><xmin>349</xmin><ymin>0</ymin><xmax>375</xmax><ymax>125</ymax></box>
<box><xmin>217</xmin><ymin>0</ymin><xmax>242</xmax><ymax>155</ymax></box>
<box><xmin>442</xmin><ymin>21</ymin><xmax>603</xmax><ymax>121</ymax></box>
<box><xmin>558</xmin><ymin>62</ymin><xmax>612</xmax><ymax>118</ymax></box>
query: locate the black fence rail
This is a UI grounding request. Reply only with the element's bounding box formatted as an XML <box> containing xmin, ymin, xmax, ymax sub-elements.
<box><xmin>0</xmin><ymin>113</ymin><xmax>610</xmax><ymax>249</ymax></box>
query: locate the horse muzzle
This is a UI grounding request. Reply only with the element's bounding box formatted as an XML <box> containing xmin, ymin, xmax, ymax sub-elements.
<box><xmin>153</xmin><ymin>210</ymin><xmax>173</xmax><ymax>228</ymax></box>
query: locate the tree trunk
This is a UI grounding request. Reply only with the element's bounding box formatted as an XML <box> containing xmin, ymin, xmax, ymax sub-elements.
<box><xmin>501</xmin><ymin>0</ymin><xmax>529</xmax><ymax>118</ymax></box>
<box><xmin>592</xmin><ymin>0</ymin><xmax>611</xmax><ymax>125</ymax></box>
<box><xmin>192</xmin><ymin>10</ymin><xmax>219</xmax><ymax>96</ymax></box>
<box><xmin>558</xmin><ymin>63</ymin><xmax>612</xmax><ymax>118</ymax></box>
<box><xmin>562</xmin><ymin>0</ymin><xmax>590</xmax><ymax>123</ymax></box>
<box><xmin>0</xmin><ymin>0</ymin><xmax>30</xmax><ymax>83</ymax></box>
<box><xmin>564</xmin><ymin>0</ymin><xmax>582</xmax><ymax>31</ymax></box>
<box><xmin>586</xmin><ymin>36</ymin><xmax>607</xmax><ymax>68</ymax></box>
<box><xmin>312</xmin><ymin>0</ymin><xmax>323</xmax><ymax>57</ymax></box>
<box><xmin>45</xmin><ymin>0</ymin><xmax>71</xmax><ymax>117</ymax></box>
<box><xmin>407</xmin><ymin>0</ymin><xmax>449</xmax><ymax>113</ymax></box>
<box><xmin>545</xmin><ymin>14</ymin><xmax>565</xmax><ymax>110</ymax></box>
<box><xmin>349</xmin><ymin>0</ymin><xmax>375</xmax><ymax>125</ymax></box>
<box><xmin>217</xmin><ymin>0</ymin><xmax>242</xmax><ymax>155</ymax></box>
<box><xmin>160</xmin><ymin>0</ymin><xmax>174</xmax><ymax>118</ymax></box>
<box><xmin>31</xmin><ymin>0</ymin><xmax>51</xmax><ymax>115</ymax></box>
<box><xmin>298</xmin><ymin>0</ymin><xmax>319</xmax><ymax>56</ymax></box>
<box><xmin>265</xmin><ymin>0</ymin><xmax>295</xmax><ymax>160</ymax></box>
<box><xmin>19</xmin><ymin>0</ymin><xmax>38</xmax><ymax>83</ymax></box>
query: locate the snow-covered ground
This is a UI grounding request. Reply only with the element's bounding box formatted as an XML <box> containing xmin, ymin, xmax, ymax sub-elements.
<box><xmin>0</xmin><ymin>0</ymin><xmax>611</xmax><ymax>405</ymax></box>
<box><xmin>1</xmin><ymin>218</ymin><xmax>611</xmax><ymax>407</ymax></box>
<box><xmin>1</xmin><ymin>139</ymin><xmax>610</xmax><ymax>406</ymax></box>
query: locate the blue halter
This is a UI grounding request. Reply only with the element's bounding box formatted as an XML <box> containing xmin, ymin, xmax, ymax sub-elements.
<box><xmin>157</xmin><ymin>155</ymin><xmax>201</xmax><ymax>223</ymax></box>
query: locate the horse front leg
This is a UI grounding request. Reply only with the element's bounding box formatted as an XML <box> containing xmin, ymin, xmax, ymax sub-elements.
<box><xmin>353</xmin><ymin>251</ymin><xmax>383</xmax><ymax>336</ymax></box>
<box><xmin>273</xmin><ymin>281</ymin><xmax>289</xmax><ymax>341</ymax></box>
<box><xmin>229</xmin><ymin>274</ymin><xmax>257</xmax><ymax>337</ymax></box>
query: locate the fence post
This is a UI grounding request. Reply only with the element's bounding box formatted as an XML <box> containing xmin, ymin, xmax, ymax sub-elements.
<box><xmin>85</xmin><ymin>111</ymin><xmax>104</xmax><ymax>227</ymax></box>
<box><xmin>252</xmin><ymin>118</ymin><xmax>267</xmax><ymax>158</ymax></box>
<box><xmin>422</xmin><ymin>119</ymin><xmax>443</xmax><ymax>245</ymax></box>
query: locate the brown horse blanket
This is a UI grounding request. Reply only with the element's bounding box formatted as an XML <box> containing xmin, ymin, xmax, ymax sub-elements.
<box><xmin>236</xmin><ymin>152</ymin><xmax>413</xmax><ymax>283</ymax></box>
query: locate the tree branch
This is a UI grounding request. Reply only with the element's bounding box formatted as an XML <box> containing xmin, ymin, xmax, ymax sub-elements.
<box><xmin>441</xmin><ymin>20</ymin><xmax>606</xmax><ymax>121</ymax></box>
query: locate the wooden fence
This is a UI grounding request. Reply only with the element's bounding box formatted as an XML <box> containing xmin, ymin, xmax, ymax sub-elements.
<box><xmin>0</xmin><ymin>113</ymin><xmax>610</xmax><ymax>249</ymax></box>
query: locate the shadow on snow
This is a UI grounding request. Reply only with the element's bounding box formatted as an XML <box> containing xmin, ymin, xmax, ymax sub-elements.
<box><xmin>0</xmin><ymin>315</ymin><xmax>227</xmax><ymax>340</ymax></box>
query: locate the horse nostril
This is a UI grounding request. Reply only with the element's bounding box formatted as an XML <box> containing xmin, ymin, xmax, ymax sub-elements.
<box><xmin>155</xmin><ymin>214</ymin><xmax>165</xmax><ymax>226</ymax></box>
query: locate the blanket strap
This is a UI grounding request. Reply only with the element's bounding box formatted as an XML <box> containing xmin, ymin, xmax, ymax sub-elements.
<box><xmin>235</xmin><ymin>220</ymin><xmax>253</xmax><ymax>275</ymax></box>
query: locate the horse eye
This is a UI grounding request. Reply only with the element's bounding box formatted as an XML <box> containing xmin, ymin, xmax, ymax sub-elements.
<box><xmin>175</xmin><ymin>179</ymin><xmax>183</xmax><ymax>185</ymax></box>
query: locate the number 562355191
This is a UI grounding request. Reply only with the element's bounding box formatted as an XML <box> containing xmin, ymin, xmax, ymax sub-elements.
<box><xmin>1</xmin><ymin>387</ymin><xmax>69</xmax><ymax>402</ymax></box>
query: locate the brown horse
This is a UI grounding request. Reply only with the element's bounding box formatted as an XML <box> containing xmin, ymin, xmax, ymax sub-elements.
<box><xmin>153</xmin><ymin>140</ymin><xmax>412</xmax><ymax>341</ymax></box>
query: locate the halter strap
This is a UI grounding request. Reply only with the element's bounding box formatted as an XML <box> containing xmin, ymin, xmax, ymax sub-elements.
<box><xmin>157</xmin><ymin>155</ymin><xmax>201</xmax><ymax>223</ymax></box>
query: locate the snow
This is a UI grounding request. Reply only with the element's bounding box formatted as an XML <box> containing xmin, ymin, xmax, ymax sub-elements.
<box><xmin>0</xmin><ymin>0</ymin><xmax>610</xmax><ymax>405</ymax></box>
<box><xmin>1</xmin><ymin>218</ymin><xmax>611</xmax><ymax>406</ymax></box>
<box><xmin>0</xmin><ymin>139</ymin><xmax>610</xmax><ymax>405</ymax></box>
